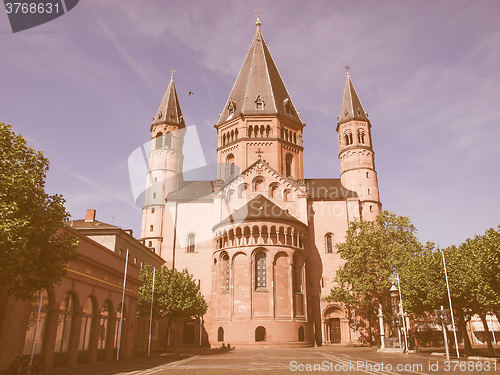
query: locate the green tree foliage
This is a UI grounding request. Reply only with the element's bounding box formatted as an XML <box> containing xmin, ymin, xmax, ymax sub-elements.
<box><xmin>0</xmin><ymin>123</ymin><xmax>78</xmax><ymax>299</ymax></box>
<box><xmin>398</xmin><ymin>242</ymin><xmax>447</xmax><ymax>315</ymax></box>
<box><xmin>325</xmin><ymin>211</ymin><xmax>422</xmax><ymax>344</ymax></box>
<box><xmin>448</xmin><ymin>228</ymin><xmax>500</xmax><ymax>355</ymax></box>
<box><xmin>137</xmin><ymin>265</ymin><xmax>208</xmax><ymax>320</ymax></box>
<box><xmin>399</xmin><ymin>226</ymin><xmax>500</xmax><ymax>355</ymax></box>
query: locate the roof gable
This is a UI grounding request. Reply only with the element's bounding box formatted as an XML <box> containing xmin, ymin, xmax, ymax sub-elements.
<box><xmin>217</xmin><ymin>25</ymin><xmax>302</xmax><ymax>125</ymax></box>
<box><xmin>214</xmin><ymin>194</ymin><xmax>303</xmax><ymax>229</ymax></box>
<box><xmin>218</xmin><ymin>158</ymin><xmax>305</xmax><ymax>196</ymax></box>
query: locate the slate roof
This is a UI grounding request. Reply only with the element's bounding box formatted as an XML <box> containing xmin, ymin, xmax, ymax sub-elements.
<box><xmin>152</xmin><ymin>76</ymin><xmax>185</xmax><ymax>128</ymax></box>
<box><xmin>305</xmin><ymin>179</ymin><xmax>358</xmax><ymax>200</ymax></box>
<box><xmin>338</xmin><ymin>72</ymin><xmax>370</xmax><ymax>127</ymax></box>
<box><xmin>217</xmin><ymin>23</ymin><xmax>302</xmax><ymax>125</ymax></box>
<box><xmin>167</xmin><ymin>181</ymin><xmax>214</xmax><ymax>202</ymax></box>
<box><xmin>214</xmin><ymin>194</ymin><xmax>304</xmax><ymax>229</ymax></box>
<box><xmin>68</xmin><ymin>220</ymin><xmax>118</xmax><ymax>229</ymax></box>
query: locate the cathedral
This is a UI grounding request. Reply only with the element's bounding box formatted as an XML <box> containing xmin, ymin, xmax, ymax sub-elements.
<box><xmin>140</xmin><ymin>16</ymin><xmax>381</xmax><ymax>347</ymax></box>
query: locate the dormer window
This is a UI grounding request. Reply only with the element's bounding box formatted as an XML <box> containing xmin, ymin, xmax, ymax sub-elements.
<box><xmin>283</xmin><ymin>97</ymin><xmax>293</xmax><ymax>115</ymax></box>
<box><xmin>255</xmin><ymin>95</ymin><xmax>264</xmax><ymax>110</ymax></box>
<box><xmin>227</xmin><ymin>100</ymin><xmax>236</xmax><ymax>116</ymax></box>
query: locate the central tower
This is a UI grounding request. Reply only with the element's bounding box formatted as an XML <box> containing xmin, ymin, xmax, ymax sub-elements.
<box><xmin>215</xmin><ymin>17</ymin><xmax>305</xmax><ymax>181</ymax></box>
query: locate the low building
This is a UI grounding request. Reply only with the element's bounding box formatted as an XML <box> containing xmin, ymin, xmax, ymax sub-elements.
<box><xmin>0</xmin><ymin>211</ymin><xmax>165</xmax><ymax>373</ymax></box>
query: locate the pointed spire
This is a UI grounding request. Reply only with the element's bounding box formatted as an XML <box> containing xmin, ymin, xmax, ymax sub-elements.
<box><xmin>217</xmin><ymin>17</ymin><xmax>302</xmax><ymax>125</ymax></box>
<box><xmin>338</xmin><ymin>69</ymin><xmax>370</xmax><ymax>126</ymax></box>
<box><xmin>152</xmin><ymin>72</ymin><xmax>185</xmax><ymax>128</ymax></box>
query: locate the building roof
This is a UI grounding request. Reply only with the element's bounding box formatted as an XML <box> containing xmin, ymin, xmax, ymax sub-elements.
<box><xmin>214</xmin><ymin>194</ymin><xmax>304</xmax><ymax>230</ymax></box>
<box><xmin>68</xmin><ymin>219</ymin><xmax>119</xmax><ymax>229</ymax></box>
<box><xmin>338</xmin><ymin>72</ymin><xmax>370</xmax><ymax>127</ymax></box>
<box><xmin>217</xmin><ymin>22</ymin><xmax>302</xmax><ymax>125</ymax></box>
<box><xmin>305</xmin><ymin>179</ymin><xmax>358</xmax><ymax>200</ymax></box>
<box><xmin>152</xmin><ymin>75</ymin><xmax>185</xmax><ymax>128</ymax></box>
<box><xmin>167</xmin><ymin>181</ymin><xmax>214</xmax><ymax>202</ymax></box>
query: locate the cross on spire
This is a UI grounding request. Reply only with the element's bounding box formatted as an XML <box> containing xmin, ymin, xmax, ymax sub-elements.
<box><xmin>170</xmin><ymin>68</ymin><xmax>176</xmax><ymax>79</ymax></box>
<box><xmin>345</xmin><ymin>65</ymin><xmax>351</xmax><ymax>75</ymax></box>
<box><xmin>255</xmin><ymin>8</ymin><xmax>262</xmax><ymax>26</ymax></box>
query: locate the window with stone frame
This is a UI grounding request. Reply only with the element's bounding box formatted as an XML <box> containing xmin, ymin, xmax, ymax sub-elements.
<box><xmin>325</xmin><ymin>233</ymin><xmax>334</xmax><ymax>253</ymax></box>
<box><xmin>187</xmin><ymin>233</ymin><xmax>196</xmax><ymax>253</ymax></box>
<box><xmin>163</xmin><ymin>132</ymin><xmax>172</xmax><ymax>149</ymax></box>
<box><xmin>155</xmin><ymin>132</ymin><xmax>163</xmax><ymax>149</ymax></box>
<box><xmin>358</xmin><ymin>129</ymin><xmax>365</xmax><ymax>144</ymax></box>
<box><xmin>255</xmin><ymin>252</ymin><xmax>267</xmax><ymax>289</ymax></box>
<box><xmin>221</xmin><ymin>253</ymin><xmax>230</xmax><ymax>293</ymax></box>
<box><xmin>293</xmin><ymin>255</ymin><xmax>304</xmax><ymax>293</ymax></box>
<box><xmin>344</xmin><ymin>131</ymin><xmax>353</xmax><ymax>145</ymax></box>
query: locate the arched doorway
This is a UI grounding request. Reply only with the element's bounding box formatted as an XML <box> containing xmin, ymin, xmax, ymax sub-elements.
<box><xmin>53</xmin><ymin>292</ymin><xmax>75</xmax><ymax>367</ymax></box>
<box><xmin>78</xmin><ymin>297</ymin><xmax>94</xmax><ymax>364</ymax></box>
<box><xmin>23</xmin><ymin>290</ymin><xmax>50</xmax><ymax>356</ymax></box>
<box><xmin>323</xmin><ymin>305</ymin><xmax>344</xmax><ymax>344</ymax></box>
<box><xmin>183</xmin><ymin>319</ymin><xmax>195</xmax><ymax>344</ymax></box>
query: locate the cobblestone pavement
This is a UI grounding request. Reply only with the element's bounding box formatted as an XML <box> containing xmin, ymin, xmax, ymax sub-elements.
<box><xmin>47</xmin><ymin>346</ymin><xmax>500</xmax><ymax>375</ymax></box>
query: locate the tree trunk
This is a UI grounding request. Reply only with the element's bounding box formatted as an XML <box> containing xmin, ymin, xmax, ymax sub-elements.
<box><xmin>479</xmin><ymin>312</ymin><xmax>494</xmax><ymax>357</ymax></box>
<box><xmin>368</xmin><ymin>307</ymin><xmax>373</xmax><ymax>346</ymax></box>
<box><xmin>456</xmin><ymin>308</ymin><xmax>473</xmax><ymax>355</ymax></box>
<box><xmin>495</xmin><ymin>311</ymin><xmax>500</xmax><ymax>343</ymax></box>
<box><xmin>163</xmin><ymin>318</ymin><xmax>171</xmax><ymax>348</ymax></box>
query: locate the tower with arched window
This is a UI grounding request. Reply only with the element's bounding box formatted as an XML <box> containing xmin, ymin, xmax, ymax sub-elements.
<box><xmin>337</xmin><ymin>71</ymin><xmax>381</xmax><ymax>221</ymax></box>
<box><xmin>141</xmin><ymin>73</ymin><xmax>186</xmax><ymax>259</ymax></box>
<box><xmin>215</xmin><ymin>18</ymin><xmax>305</xmax><ymax>181</ymax></box>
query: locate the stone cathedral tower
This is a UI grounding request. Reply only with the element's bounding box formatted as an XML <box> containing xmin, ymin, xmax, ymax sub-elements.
<box><xmin>215</xmin><ymin>16</ymin><xmax>304</xmax><ymax>181</ymax></box>
<box><xmin>337</xmin><ymin>70</ymin><xmax>381</xmax><ymax>221</ymax></box>
<box><xmin>141</xmin><ymin>74</ymin><xmax>186</xmax><ymax>260</ymax></box>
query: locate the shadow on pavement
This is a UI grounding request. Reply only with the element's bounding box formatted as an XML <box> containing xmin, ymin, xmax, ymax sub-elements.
<box><xmin>46</xmin><ymin>347</ymin><xmax>235</xmax><ymax>375</ymax></box>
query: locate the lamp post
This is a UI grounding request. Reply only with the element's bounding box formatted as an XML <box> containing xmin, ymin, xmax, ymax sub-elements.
<box><xmin>395</xmin><ymin>272</ymin><xmax>409</xmax><ymax>353</ymax></box>
<box><xmin>378</xmin><ymin>304</ymin><xmax>385</xmax><ymax>349</ymax></box>
<box><xmin>434</xmin><ymin>306</ymin><xmax>451</xmax><ymax>360</ymax></box>
<box><xmin>389</xmin><ymin>283</ymin><xmax>401</xmax><ymax>348</ymax></box>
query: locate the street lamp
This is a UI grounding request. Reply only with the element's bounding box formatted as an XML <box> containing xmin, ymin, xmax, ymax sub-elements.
<box><xmin>394</xmin><ymin>273</ymin><xmax>409</xmax><ymax>353</ymax></box>
<box><xmin>434</xmin><ymin>306</ymin><xmax>452</xmax><ymax>360</ymax></box>
<box><xmin>389</xmin><ymin>283</ymin><xmax>402</xmax><ymax>348</ymax></box>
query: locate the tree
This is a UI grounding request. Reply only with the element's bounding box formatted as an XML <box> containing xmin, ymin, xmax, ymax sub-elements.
<box><xmin>0</xmin><ymin>123</ymin><xmax>78</xmax><ymax>299</ymax></box>
<box><xmin>399</xmin><ymin>227</ymin><xmax>500</xmax><ymax>355</ymax></box>
<box><xmin>449</xmin><ymin>228</ymin><xmax>500</xmax><ymax>356</ymax></box>
<box><xmin>398</xmin><ymin>242</ymin><xmax>447</xmax><ymax>315</ymax></box>
<box><xmin>325</xmin><ymin>211</ymin><xmax>422</xmax><ymax>344</ymax></box>
<box><xmin>137</xmin><ymin>265</ymin><xmax>208</xmax><ymax>344</ymax></box>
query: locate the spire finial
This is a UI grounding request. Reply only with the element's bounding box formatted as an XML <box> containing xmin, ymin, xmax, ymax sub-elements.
<box><xmin>345</xmin><ymin>65</ymin><xmax>351</xmax><ymax>76</ymax></box>
<box><xmin>169</xmin><ymin>68</ymin><xmax>176</xmax><ymax>79</ymax></box>
<box><xmin>255</xmin><ymin>8</ymin><xmax>262</xmax><ymax>27</ymax></box>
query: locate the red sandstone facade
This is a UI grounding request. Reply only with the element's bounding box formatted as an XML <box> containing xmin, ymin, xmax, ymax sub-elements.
<box><xmin>141</xmin><ymin>18</ymin><xmax>382</xmax><ymax>347</ymax></box>
<box><xmin>0</xmin><ymin>213</ymin><xmax>165</xmax><ymax>372</ymax></box>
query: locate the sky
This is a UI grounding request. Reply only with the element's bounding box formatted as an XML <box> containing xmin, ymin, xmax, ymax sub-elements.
<box><xmin>1</xmin><ymin>0</ymin><xmax>500</xmax><ymax>248</ymax></box>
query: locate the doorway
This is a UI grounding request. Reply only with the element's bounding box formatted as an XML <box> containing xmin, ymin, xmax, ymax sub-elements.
<box><xmin>329</xmin><ymin>318</ymin><xmax>341</xmax><ymax>343</ymax></box>
<box><xmin>183</xmin><ymin>319</ymin><xmax>195</xmax><ymax>344</ymax></box>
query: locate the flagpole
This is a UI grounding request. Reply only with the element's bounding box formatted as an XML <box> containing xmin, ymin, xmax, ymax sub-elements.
<box><xmin>117</xmin><ymin>249</ymin><xmax>129</xmax><ymax>361</ymax></box>
<box><xmin>441</xmin><ymin>248</ymin><xmax>460</xmax><ymax>358</ymax></box>
<box><xmin>28</xmin><ymin>290</ymin><xmax>44</xmax><ymax>375</ymax></box>
<box><xmin>148</xmin><ymin>267</ymin><xmax>156</xmax><ymax>357</ymax></box>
